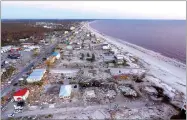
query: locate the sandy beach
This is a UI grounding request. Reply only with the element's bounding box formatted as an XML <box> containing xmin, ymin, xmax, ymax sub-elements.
<box><xmin>86</xmin><ymin>22</ymin><xmax>186</xmax><ymax>97</ymax></box>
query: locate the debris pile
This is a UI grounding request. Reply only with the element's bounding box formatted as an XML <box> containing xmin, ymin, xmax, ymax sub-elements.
<box><xmin>119</xmin><ymin>86</ymin><xmax>137</xmax><ymax>97</ymax></box>
<box><xmin>106</xmin><ymin>90</ymin><xmax>117</xmax><ymax>99</ymax></box>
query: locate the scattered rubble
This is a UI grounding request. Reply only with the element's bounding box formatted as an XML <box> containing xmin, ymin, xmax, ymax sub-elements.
<box><xmin>144</xmin><ymin>86</ymin><xmax>158</xmax><ymax>95</ymax></box>
<box><xmin>106</xmin><ymin>90</ymin><xmax>117</xmax><ymax>99</ymax></box>
<box><xmin>83</xmin><ymin>90</ymin><xmax>96</xmax><ymax>99</ymax></box>
<box><xmin>4</xmin><ymin>22</ymin><xmax>185</xmax><ymax>120</ymax></box>
<box><xmin>119</xmin><ymin>86</ymin><xmax>138</xmax><ymax>97</ymax></box>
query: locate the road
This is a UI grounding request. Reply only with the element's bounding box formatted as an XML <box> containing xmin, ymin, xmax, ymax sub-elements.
<box><xmin>1</xmin><ymin>101</ymin><xmax>148</xmax><ymax>119</ymax></box>
<box><xmin>1</xmin><ymin>27</ymin><xmax>80</xmax><ymax>113</ymax></box>
<box><xmin>1</xmin><ymin>28</ymin><xmax>78</xmax><ymax>98</ymax></box>
<box><xmin>1</xmin><ymin>41</ymin><xmax>56</xmax><ymax>97</ymax></box>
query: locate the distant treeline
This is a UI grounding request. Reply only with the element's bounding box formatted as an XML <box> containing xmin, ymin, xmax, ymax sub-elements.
<box><xmin>2</xmin><ymin>22</ymin><xmax>48</xmax><ymax>46</ymax></box>
<box><xmin>1</xmin><ymin>19</ymin><xmax>94</xmax><ymax>23</ymax></box>
<box><xmin>1</xmin><ymin>20</ymin><xmax>82</xmax><ymax>46</ymax></box>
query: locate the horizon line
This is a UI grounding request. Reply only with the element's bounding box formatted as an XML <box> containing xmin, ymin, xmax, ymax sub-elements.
<box><xmin>2</xmin><ymin>18</ymin><xmax>185</xmax><ymax>20</ymax></box>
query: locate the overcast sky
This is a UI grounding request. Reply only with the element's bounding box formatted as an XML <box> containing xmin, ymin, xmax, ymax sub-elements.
<box><xmin>1</xmin><ymin>1</ymin><xmax>186</xmax><ymax>19</ymax></box>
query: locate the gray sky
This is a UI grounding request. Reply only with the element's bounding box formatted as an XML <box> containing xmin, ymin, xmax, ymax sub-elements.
<box><xmin>2</xmin><ymin>1</ymin><xmax>186</xmax><ymax>19</ymax></box>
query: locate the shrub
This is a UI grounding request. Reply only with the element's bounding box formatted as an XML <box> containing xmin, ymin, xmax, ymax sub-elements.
<box><xmin>32</xmin><ymin>81</ymin><xmax>43</xmax><ymax>86</ymax></box>
<box><xmin>1</xmin><ymin>66</ymin><xmax>16</xmax><ymax>81</ymax></box>
<box><xmin>45</xmin><ymin>114</ymin><xmax>53</xmax><ymax>118</ymax></box>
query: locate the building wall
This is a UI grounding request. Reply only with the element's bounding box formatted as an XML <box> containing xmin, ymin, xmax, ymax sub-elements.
<box><xmin>22</xmin><ymin>90</ymin><xmax>29</xmax><ymax>100</ymax></box>
<box><xmin>13</xmin><ymin>96</ymin><xmax>23</xmax><ymax>101</ymax></box>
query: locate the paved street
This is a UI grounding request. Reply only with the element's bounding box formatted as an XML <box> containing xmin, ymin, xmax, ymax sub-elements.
<box><xmin>1</xmin><ymin>29</ymin><xmax>75</xmax><ymax>97</ymax></box>
<box><xmin>2</xmin><ymin>101</ymin><xmax>148</xmax><ymax>119</ymax></box>
<box><xmin>1</xmin><ymin>27</ymin><xmax>80</xmax><ymax>115</ymax></box>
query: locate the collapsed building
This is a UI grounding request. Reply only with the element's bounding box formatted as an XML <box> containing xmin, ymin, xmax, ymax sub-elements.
<box><xmin>109</xmin><ymin>68</ymin><xmax>146</xmax><ymax>80</ymax></box>
<box><xmin>50</xmin><ymin>68</ymin><xmax>80</xmax><ymax>79</ymax></box>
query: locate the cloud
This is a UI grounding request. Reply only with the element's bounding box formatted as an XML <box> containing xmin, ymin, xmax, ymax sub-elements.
<box><xmin>2</xmin><ymin>1</ymin><xmax>186</xmax><ymax>19</ymax></box>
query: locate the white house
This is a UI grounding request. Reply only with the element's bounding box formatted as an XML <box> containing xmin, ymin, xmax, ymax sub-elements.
<box><xmin>83</xmin><ymin>90</ymin><xmax>96</xmax><ymax>99</ymax></box>
<box><xmin>102</xmin><ymin>44</ymin><xmax>111</xmax><ymax>50</ymax></box>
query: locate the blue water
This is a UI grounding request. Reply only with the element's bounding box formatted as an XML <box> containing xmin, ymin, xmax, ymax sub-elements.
<box><xmin>90</xmin><ymin>20</ymin><xmax>186</xmax><ymax>63</ymax></box>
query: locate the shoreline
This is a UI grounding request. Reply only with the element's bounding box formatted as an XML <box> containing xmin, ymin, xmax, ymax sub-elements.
<box><xmin>85</xmin><ymin>22</ymin><xmax>186</xmax><ymax>96</ymax></box>
<box><xmin>89</xmin><ymin>20</ymin><xmax>186</xmax><ymax>65</ymax></box>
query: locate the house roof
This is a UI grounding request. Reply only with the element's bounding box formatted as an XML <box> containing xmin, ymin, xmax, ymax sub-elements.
<box><xmin>13</xmin><ymin>88</ymin><xmax>29</xmax><ymax>96</ymax></box>
<box><xmin>52</xmin><ymin>52</ymin><xmax>60</xmax><ymax>56</ymax></box>
<box><xmin>59</xmin><ymin>85</ymin><xmax>72</xmax><ymax>97</ymax></box>
<box><xmin>27</xmin><ymin>69</ymin><xmax>46</xmax><ymax>80</ymax></box>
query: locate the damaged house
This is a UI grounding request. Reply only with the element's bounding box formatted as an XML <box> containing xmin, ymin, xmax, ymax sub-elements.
<box><xmin>110</xmin><ymin>68</ymin><xmax>146</xmax><ymax>80</ymax></box>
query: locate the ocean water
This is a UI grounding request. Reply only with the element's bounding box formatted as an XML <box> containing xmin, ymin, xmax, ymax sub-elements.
<box><xmin>90</xmin><ymin>20</ymin><xmax>186</xmax><ymax>63</ymax></box>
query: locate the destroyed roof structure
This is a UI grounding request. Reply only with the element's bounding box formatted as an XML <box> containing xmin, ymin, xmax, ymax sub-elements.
<box><xmin>103</xmin><ymin>55</ymin><xmax>115</xmax><ymax>63</ymax></box>
<box><xmin>110</xmin><ymin>68</ymin><xmax>146</xmax><ymax>76</ymax></box>
<box><xmin>83</xmin><ymin>90</ymin><xmax>96</xmax><ymax>99</ymax></box>
<box><xmin>50</xmin><ymin>68</ymin><xmax>80</xmax><ymax>78</ymax></box>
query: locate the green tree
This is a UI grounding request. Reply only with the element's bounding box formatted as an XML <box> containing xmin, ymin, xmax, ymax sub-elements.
<box><xmin>45</xmin><ymin>114</ymin><xmax>53</xmax><ymax>118</ymax></box>
<box><xmin>1</xmin><ymin>97</ymin><xmax>5</xmax><ymax>104</ymax></box>
<box><xmin>1</xmin><ymin>66</ymin><xmax>16</xmax><ymax>81</ymax></box>
<box><xmin>32</xmin><ymin>48</ymin><xmax>39</xmax><ymax>57</ymax></box>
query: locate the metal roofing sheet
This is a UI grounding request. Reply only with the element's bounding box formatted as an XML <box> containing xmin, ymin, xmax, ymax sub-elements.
<box><xmin>59</xmin><ymin>85</ymin><xmax>72</xmax><ymax>97</ymax></box>
<box><xmin>27</xmin><ymin>69</ymin><xmax>46</xmax><ymax>79</ymax></box>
